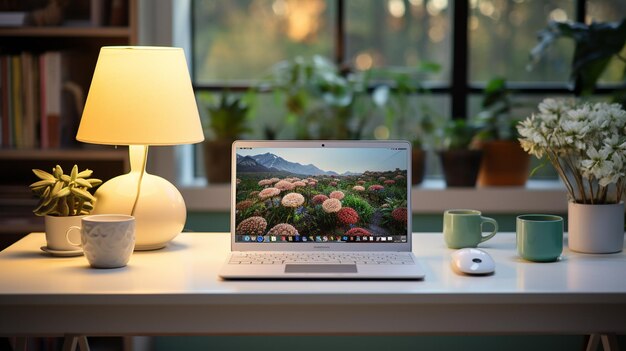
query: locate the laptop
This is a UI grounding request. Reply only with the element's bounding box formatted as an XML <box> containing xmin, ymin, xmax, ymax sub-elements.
<box><xmin>219</xmin><ymin>140</ymin><xmax>425</xmax><ymax>279</ymax></box>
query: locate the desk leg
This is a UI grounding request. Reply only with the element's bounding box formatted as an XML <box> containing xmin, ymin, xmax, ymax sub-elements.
<box><xmin>601</xmin><ymin>334</ymin><xmax>620</xmax><ymax>351</ymax></box>
<box><xmin>62</xmin><ymin>335</ymin><xmax>90</xmax><ymax>351</ymax></box>
<box><xmin>586</xmin><ymin>334</ymin><xmax>620</xmax><ymax>351</ymax></box>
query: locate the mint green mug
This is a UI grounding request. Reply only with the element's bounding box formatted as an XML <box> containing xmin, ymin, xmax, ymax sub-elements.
<box><xmin>443</xmin><ymin>209</ymin><xmax>498</xmax><ymax>249</ymax></box>
<box><xmin>516</xmin><ymin>214</ymin><xmax>563</xmax><ymax>262</ymax></box>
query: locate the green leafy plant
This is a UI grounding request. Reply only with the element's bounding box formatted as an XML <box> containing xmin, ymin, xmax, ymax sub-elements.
<box><xmin>262</xmin><ymin>55</ymin><xmax>357</xmax><ymax>139</ymax></box>
<box><xmin>474</xmin><ymin>77</ymin><xmax>521</xmax><ymax>141</ymax></box>
<box><xmin>262</xmin><ymin>55</ymin><xmax>441</xmax><ymax>141</ymax></box>
<box><xmin>529</xmin><ymin>19</ymin><xmax>626</xmax><ymax>96</ymax></box>
<box><xmin>201</xmin><ymin>92</ymin><xmax>252</xmax><ymax>141</ymax></box>
<box><xmin>30</xmin><ymin>165</ymin><xmax>102</xmax><ymax>216</ymax></box>
<box><xmin>441</xmin><ymin>119</ymin><xmax>482</xmax><ymax>150</ymax></box>
<box><xmin>367</xmin><ymin>62</ymin><xmax>441</xmax><ymax>145</ymax></box>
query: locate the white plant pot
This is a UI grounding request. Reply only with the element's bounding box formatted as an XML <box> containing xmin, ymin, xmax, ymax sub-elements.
<box><xmin>44</xmin><ymin>215</ymin><xmax>85</xmax><ymax>251</ymax></box>
<box><xmin>568</xmin><ymin>202</ymin><xmax>625</xmax><ymax>254</ymax></box>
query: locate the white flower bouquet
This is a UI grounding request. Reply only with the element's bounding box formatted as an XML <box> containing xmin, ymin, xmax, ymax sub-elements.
<box><xmin>517</xmin><ymin>98</ymin><xmax>626</xmax><ymax>204</ymax></box>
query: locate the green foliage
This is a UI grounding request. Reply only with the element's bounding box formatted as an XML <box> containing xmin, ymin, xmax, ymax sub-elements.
<box><xmin>262</xmin><ymin>55</ymin><xmax>359</xmax><ymax>140</ymax></box>
<box><xmin>379</xmin><ymin>197</ymin><xmax>408</xmax><ymax>235</ymax></box>
<box><xmin>442</xmin><ymin>119</ymin><xmax>482</xmax><ymax>150</ymax></box>
<box><xmin>261</xmin><ymin>55</ymin><xmax>442</xmax><ymax>141</ymax></box>
<box><xmin>474</xmin><ymin>77</ymin><xmax>520</xmax><ymax>141</ymax></box>
<box><xmin>342</xmin><ymin>194</ymin><xmax>374</xmax><ymax>225</ymax></box>
<box><xmin>30</xmin><ymin>165</ymin><xmax>102</xmax><ymax>217</ymax></box>
<box><xmin>367</xmin><ymin>63</ymin><xmax>441</xmax><ymax>146</ymax></box>
<box><xmin>529</xmin><ymin>19</ymin><xmax>626</xmax><ymax>96</ymax></box>
<box><xmin>201</xmin><ymin>92</ymin><xmax>252</xmax><ymax>140</ymax></box>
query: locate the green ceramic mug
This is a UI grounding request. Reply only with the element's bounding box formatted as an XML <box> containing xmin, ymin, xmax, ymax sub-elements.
<box><xmin>516</xmin><ymin>214</ymin><xmax>563</xmax><ymax>262</ymax></box>
<box><xmin>443</xmin><ymin>209</ymin><xmax>498</xmax><ymax>249</ymax></box>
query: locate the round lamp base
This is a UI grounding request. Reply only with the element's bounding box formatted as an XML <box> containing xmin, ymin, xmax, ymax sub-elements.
<box><xmin>92</xmin><ymin>172</ymin><xmax>186</xmax><ymax>250</ymax></box>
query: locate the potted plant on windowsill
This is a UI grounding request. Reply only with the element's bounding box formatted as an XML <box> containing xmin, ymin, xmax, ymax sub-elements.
<box><xmin>200</xmin><ymin>92</ymin><xmax>252</xmax><ymax>183</ymax></box>
<box><xmin>474</xmin><ymin>77</ymin><xmax>530</xmax><ymax>186</ymax></box>
<box><xmin>367</xmin><ymin>63</ymin><xmax>441</xmax><ymax>185</ymax></box>
<box><xmin>518</xmin><ymin>98</ymin><xmax>626</xmax><ymax>254</ymax></box>
<box><xmin>438</xmin><ymin>119</ymin><xmax>483</xmax><ymax>187</ymax></box>
<box><xmin>30</xmin><ymin>165</ymin><xmax>101</xmax><ymax>254</ymax></box>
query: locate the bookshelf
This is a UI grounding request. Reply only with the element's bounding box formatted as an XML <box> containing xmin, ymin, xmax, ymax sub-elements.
<box><xmin>0</xmin><ymin>0</ymin><xmax>137</xmax><ymax>249</ymax></box>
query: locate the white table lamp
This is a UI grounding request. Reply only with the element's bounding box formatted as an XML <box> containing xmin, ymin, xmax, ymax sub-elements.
<box><xmin>77</xmin><ymin>46</ymin><xmax>204</xmax><ymax>250</ymax></box>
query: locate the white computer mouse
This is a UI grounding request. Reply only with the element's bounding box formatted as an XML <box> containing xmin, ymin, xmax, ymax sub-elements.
<box><xmin>451</xmin><ymin>248</ymin><xmax>495</xmax><ymax>275</ymax></box>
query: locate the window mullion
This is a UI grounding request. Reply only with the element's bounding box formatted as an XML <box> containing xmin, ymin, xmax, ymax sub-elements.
<box><xmin>451</xmin><ymin>0</ymin><xmax>469</xmax><ymax>119</ymax></box>
<box><xmin>336</xmin><ymin>0</ymin><xmax>345</xmax><ymax>67</ymax></box>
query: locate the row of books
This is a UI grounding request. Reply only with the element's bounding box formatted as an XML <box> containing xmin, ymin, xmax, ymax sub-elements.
<box><xmin>0</xmin><ymin>0</ymin><xmax>128</xmax><ymax>27</ymax></box>
<box><xmin>0</xmin><ymin>51</ymin><xmax>83</xmax><ymax>149</ymax></box>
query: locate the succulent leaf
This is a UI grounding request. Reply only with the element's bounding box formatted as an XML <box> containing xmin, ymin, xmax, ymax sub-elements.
<box><xmin>50</xmin><ymin>182</ymin><xmax>63</xmax><ymax>197</ymax></box>
<box><xmin>41</xmin><ymin>188</ymin><xmax>55</xmax><ymax>206</ymax></box>
<box><xmin>59</xmin><ymin>197</ymin><xmax>69</xmax><ymax>216</ymax></box>
<box><xmin>53</xmin><ymin>187</ymin><xmax>71</xmax><ymax>199</ymax></box>
<box><xmin>35</xmin><ymin>198</ymin><xmax>59</xmax><ymax>216</ymax></box>
<box><xmin>76</xmin><ymin>169</ymin><xmax>93</xmax><ymax>178</ymax></box>
<box><xmin>70</xmin><ymin>187</ymin><xmax>96</xmax><ymax>202</ymax></box>
<box><xmin>29</xmin><ymin>179</ymin><xmax>55</xmax><ymax>189</ymax></box>
<box><xmin>60</xmin><ymin>174</ymin><xmax>71</xmax><ymax>183</ymax></box>
<box><xmin>54</xmin><ymin>165</ymin><xmax>63</xmax><ymax>178</ymax></box>
<box><xmin>87</xmin><ymin>179</ymin><xmax>103</xmax><ymax>186</ymax></box>
<box><xmin>70</xmin><ymin>165</ymin><xmax>78</xmax><ymax>181</ymax></box>
<box><xmin>32</xmin><ymin>169</ymin><xmax>54</xmax><ymax>181</ymax></box>
<box><xmin>74</xmin><ymin>178</ymin><xmax>92</xmax><ymax>188</ymax></box>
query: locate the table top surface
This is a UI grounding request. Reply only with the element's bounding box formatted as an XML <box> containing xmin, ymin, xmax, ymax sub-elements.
<box><xmin>1</xmin><ymin>232</ymin><xmax>625</xmax><ymax>306</ymax></box>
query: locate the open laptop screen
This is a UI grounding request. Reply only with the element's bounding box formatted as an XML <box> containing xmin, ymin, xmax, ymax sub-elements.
<box><xmin>233</xmin><ymin>143</ymin><xmax>409</xmax><ymax>244</ymax></box>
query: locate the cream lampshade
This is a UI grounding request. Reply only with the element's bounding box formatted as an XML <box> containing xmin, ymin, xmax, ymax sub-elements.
<box><xmin>77</xmin><ymin>46</ymin><xmax>204</xmax><ymax>250</ymax></box>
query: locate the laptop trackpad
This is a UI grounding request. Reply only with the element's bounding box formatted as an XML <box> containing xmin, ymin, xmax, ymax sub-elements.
<box><xmin>285</xmin><ymin>264</ymin><xmax>357</xmax><ymax>273</ymax></box>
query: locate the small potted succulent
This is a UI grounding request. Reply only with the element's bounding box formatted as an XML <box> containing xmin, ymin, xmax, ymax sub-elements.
<box><xmin>30</xmin><ymin>165</ymin><xmax>101</xmax><ymax>253</ymax></box>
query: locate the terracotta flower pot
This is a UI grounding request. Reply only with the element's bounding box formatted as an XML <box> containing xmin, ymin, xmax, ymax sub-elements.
<box><xmin>438</xmin><ymin>150</ymin><xmax>483</xmax><ymax>187</ymax></box>
<box><xmin>477</xmin><ymin>140</ymin><xmax>530</xmax><ymax>186</ymax></box>
<box><xmin>203</xmin><ymin>140</ymin><xmax>234</xmax><ymax>183</ymax></box>
<box><xmin>411</xmin><ymin>148</ymin><xmax>426</xmax><ymax>185</ymax></box>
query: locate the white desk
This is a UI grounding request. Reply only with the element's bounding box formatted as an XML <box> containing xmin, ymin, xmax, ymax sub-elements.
<box><xmin>0</xmin><ymin>233</ymin><xmax>625</xmax><ymax>337</ymax></box>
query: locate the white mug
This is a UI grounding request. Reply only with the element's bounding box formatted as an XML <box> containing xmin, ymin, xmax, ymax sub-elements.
<box><xmin>66</xmin><ymin>214</ymin><xmax>136</xmax><ymax>268</ymax></box>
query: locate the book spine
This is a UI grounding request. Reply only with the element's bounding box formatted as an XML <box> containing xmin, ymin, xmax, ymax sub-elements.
<box><xmin>5</xmin><ymin>56</ymin><xmax>12</xmax><ymax>148</ymax></box>
<box><xmin>11</xmin><ymin>55</ymin><xmax>22</xmax><ymax>149</ymax></box>
<box><xmin>39</xmin><ymin>54</ymin><xmax>49</xmax><ymax>149</ymax></box>
<box><xmin>21</xmin><ymin>52</ymin><xmax>36</xmax><ymax>149</ymax></box>
<box><xmin>44</xmin><ymin>52</ymin><xmax>62</xmax><ymax>149</ymax></box>
<box><xmin>0</xmin><ymin>55</ymin><xmax>4</xmax><ymax>147</ymax></box>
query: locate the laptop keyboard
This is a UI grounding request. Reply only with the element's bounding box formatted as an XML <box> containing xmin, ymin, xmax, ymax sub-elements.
<box><xmin>228</xmin><ymin>252</ymin><xmax>415</xmax><ymax>265</ymax></box>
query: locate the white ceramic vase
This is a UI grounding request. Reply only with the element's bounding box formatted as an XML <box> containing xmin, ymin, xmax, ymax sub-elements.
<box><xmin>568</xmin><ymin>202</ymin><xmax>625</xmax><ymax>254</ymax></box>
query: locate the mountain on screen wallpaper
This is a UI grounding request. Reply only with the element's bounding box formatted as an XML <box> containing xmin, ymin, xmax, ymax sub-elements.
<box><xmin>234</xmin><ymin>148</ymin><xmax>408</xmax><ymax>238</ymax></box>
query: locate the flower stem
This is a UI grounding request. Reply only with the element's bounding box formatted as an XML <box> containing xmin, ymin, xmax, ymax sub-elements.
<box><xmin>587</xmin><ymin>179</ymin><xmax>595</xmax><ymax>204</ymax></box>
<box><xmin>546</xmin><ymin>150</ymin><xmax>576</xmax><ymax>202</ymax></box>
<box><xmin>564</xmin><ymin>153</ymin><xmax>587</xmax><ymax>203</ymax></box>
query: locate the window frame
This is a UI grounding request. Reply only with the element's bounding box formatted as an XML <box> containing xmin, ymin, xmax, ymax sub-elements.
<box><xmin>190</xmin><ymin>0</ymin><xmax>623</xmax><ymax>122</ymax></box>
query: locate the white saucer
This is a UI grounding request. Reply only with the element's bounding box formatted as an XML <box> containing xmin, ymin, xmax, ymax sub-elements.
<box><xmin>40</xmin><ymin>246</ymin><xmax>83</xmax><ymax>257</ymax></box>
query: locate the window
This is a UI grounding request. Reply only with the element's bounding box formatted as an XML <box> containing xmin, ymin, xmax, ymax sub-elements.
<box><xmin>188</xmin><ymin>0</ymin><xmax>626</xmax><ymax>183</ymax></box>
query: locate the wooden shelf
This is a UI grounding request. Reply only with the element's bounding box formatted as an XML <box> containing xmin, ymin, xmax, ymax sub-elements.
<box><xmin>0</xmin><ymin>26</ymin><xmax>132</xmax><ymax>38</ymax></box>
<box><xmin>0</xmin><ymin>0</ymin><xmax>136</xmax><ymax>245</ymax></box>
<box><xmin>0</xmin><ymin>148</ymin><xmax>129</xmax><ymax>162</ymax></box>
